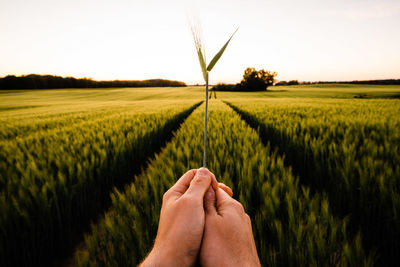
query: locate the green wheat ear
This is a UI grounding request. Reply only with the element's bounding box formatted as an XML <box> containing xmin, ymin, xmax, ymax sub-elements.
<box><xmin>190</xmin><ymin>21</ymin><xmax>207</xmax><ymax>81</ymax></box>
<box><xmin>190</xmin><ymin>21</ymin><xmax>238</xmax><ymax>167</ymax></box>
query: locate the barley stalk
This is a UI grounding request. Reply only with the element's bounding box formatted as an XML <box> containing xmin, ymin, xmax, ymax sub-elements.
<box><xmin>190</xmin><ymin>19</ymin><xmax>238</xmax><ymax>167</ymax></box>
<box><xmin>203</xmin><ymin>72</ymin><xmax>209</xmax><ymax>166</ymax></box>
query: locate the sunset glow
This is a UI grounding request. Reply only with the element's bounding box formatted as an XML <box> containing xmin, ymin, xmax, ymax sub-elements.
<box><xmin>0</xmin><ymin>0</ymin><xmax>399</xmax><ymax>84</ymax></box>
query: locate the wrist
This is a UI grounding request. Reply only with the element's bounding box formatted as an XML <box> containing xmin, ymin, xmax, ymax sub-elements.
<box><xmin>141</xmin><ymin>243</ymin><xmax>194</xmax><ymax>267</ymax></box>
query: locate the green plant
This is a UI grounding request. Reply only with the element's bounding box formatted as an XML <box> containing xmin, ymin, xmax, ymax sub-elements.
<box><xmin>75</xmin><ymin>101</ymin><xmax>373</xmax><ymax>266</ymax></box>
<box><xmin>190</xmin><ymin>20</ymin><xmax>238</xmax><ymax>166</ymax></box>
<box><xmin>0</xmin><ymin>99</ymin><xmax>200</xmax><ymax>266</ymax></box>
<box><xmin>227</xmin><ymin>98</ymin><xmax>400</xmax><ymax>265</ymax></box>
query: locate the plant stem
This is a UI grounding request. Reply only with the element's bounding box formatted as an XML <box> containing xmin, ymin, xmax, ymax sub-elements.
<box><xmin>203</xmin><ymin>72</ymin><xmax>209</xmax><ymax>167</ymax></box>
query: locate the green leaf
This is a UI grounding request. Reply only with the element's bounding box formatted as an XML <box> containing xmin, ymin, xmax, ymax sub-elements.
<box><xmin>197</xmin><ymin>48</ymin><xmax>208</xmax><ymax>82</ymax></box>
<box><xmin>207</xmin><ymin>27</ymin><xmax>239</xmax><ymax>72</ymax></box>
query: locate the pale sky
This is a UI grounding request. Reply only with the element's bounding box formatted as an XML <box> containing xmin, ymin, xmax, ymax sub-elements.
<box><xmin>0</xmin><ymin>0</ymin><xmax>399</xmax><ymax>84</ymax></box>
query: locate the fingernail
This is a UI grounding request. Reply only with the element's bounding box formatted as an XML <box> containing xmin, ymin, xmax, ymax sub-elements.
<box><xmin>197</xmin><ymin>167</ymin><xmax>208</xmax><ymax>176</ymax></box>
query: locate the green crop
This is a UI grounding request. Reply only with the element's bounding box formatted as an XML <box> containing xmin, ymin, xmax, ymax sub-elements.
<box><xmin>226</xmin><ymin>98</ymin><xmax>400</xmax><ymax>266</ymax></box>
<box><xmin>75</xmin><ymin>101</ymin><xmax>373</xmax><ymax>266</ymax></box>
<box><xmin>0</xmin><ymin>99</ymin><xmax>200</xmax><ymax>266</ymax></box>
<box><xmin>1</xmin><ymin>86</ymin><xmax>399</xmax><ymax>266</ymax></box>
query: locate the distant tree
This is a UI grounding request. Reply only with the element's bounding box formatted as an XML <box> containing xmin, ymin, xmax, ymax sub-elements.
<box><xmin>275</xmin><ymin>81</ymin><xmax>288</xmax><ymax>86</ymax></box>
<box><xmin>212</xmin><ymin>68</ymin><xmax>278</xmax><ymax>92</ymax></box>
<box><xmin>275</xmin><ymin>80</ymin><xmax>299</xmax><ymax>86</ymax></box>
<box><xmin>240</xmin><ymin>67</ymin><xmax>277</xmax><ymax>91</ymax></box>
<box><xmin>212</xmin><ymin>83</ymin><xmax>238</xmax><ymax>91</ymax></box>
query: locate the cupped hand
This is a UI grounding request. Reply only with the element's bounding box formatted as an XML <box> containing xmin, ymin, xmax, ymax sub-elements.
<box><xmin>140</xmin><ymin>168</ymin><xmax>218</xmax><ymax>267</ymax></box>
<box><xmin>200</xmin><ymin>184</ymin><xmax>261</xmax><ymax>267</ymax></box>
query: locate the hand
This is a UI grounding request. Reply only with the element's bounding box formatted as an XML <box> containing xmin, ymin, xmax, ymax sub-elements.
<box><xmin>140</xmin><ymin>168</ymin><xmax>218</xmax><ymax>267</ymax></box>
<box><xmin>200</xmin><ymin>184</ymin><xmax>261</xmax><ymax>267</ymax></box>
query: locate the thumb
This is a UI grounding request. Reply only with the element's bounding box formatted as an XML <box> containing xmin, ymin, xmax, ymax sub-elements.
<box><xmin>184</xmin><ymin>168</ymin><xmax>212</xmax><ymax>200</ymax></box>
<box><xmin>204</xmin><ymin>186</ymin><xmax>217</xmax><ymax>215</ymax></box>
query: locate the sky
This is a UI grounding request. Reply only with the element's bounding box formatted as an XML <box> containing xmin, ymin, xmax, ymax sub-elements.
<box><xmin>0</xmin><ymin>0</ymin><xmax>399</xmax><ymax>84</ymax></box>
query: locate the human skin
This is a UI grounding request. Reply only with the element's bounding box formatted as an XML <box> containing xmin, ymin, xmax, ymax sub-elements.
<box><xmin>140</xmin><ymin>168</ymin><xmax>218</xmax><ymax>267</ymax></box>
<box><xmin>140</xmin><ymin>168</ymin><xmax>260</xmax><ymax>267</ymax></box>
<box><xmin>200</xmin><ymin>185</ymin><xmax>261</xmax><ymax>267</ymax></box>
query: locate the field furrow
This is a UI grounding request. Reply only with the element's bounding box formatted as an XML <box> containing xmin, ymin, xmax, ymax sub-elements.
<box><xmin>74</xmin><ymin>101</ymin><xmax>372</xmax><ymax>266</ymax></box>
<box><xmin>0</xmin><ymin>100</ymin><xmax>201</xmax><ymax>267</ymax></box>
<box><xmin>226</xmin><ymin>98</ymin><xmax>400</xmax><ymax>266</ymax></box>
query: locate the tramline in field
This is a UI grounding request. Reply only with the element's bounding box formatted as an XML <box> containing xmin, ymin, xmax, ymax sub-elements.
<box><xmin>0</xmin><ymin>97</ymin><xmax>200</xmax><ymax>266</ymax></box>
<box><xmin>227</xmin><ymin>98</ymin><xmax>400</xmax><ymax>266</ymax></box>
<box><xmin>0</xmin><ymin>86</ymin><xmax>399</xmax><ymax>266</ymax></box>
<box><xmin>74</xmin><ymin>101</ymin><xmax>373</xmax><ymax>266</ymax></box>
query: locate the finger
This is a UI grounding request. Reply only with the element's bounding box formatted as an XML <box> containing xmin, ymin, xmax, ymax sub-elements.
<box><xmin>210</xmin><ymin>172</ymin><xmax>219</xmax><ymax>192</ymax></box>
<box><xmin>204</xmin><ymin>186</ymin><xmax>217</xmax><ymax>215</ymax></box>
<box><xmin>218</xmin><ymin>183</ymin><xmax>233</xmax><ymax>197</ymax></box>
<box><xmin>184</xmin><ymin>168</ymin><xmax>212</xmax><ymax>200</ymax></box>
<box><xmin>215</xmin><ymin>186</ymin><xmax>233</xmax><ymax>211</ymax></box>
<box><xmin>216</xmin><ymin>189</ymin><xmax>245</xmax><ymax>216</ymax></box>
<box><xmin>168</xmin><ymin>169</ymin><xmax>197</xmax><ymax>197</ymax></box>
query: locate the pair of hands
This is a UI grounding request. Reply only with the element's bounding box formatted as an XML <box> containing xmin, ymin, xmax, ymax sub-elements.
<box><xmin>141</xmin><ymin>168</ymin><xmax>260</xmax><ymax>267</ymax></box>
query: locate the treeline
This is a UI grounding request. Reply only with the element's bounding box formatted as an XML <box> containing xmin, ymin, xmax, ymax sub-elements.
<box><xmin>211</xmin><ymin>82</ymin><xmax>273</xmax><ymax>92</ymax></box>
<box><xmin>276</xmin><ymin>79</ymin><xmax>400</xmax><ymax>86</ymax></box>
<box><xmin>211</xmin><ymin>83</ymin><xmax>243</xmax><ymax>91</ymax></box>
<box><xmin>275</xmin><ymin>80</ymin><xmax>299</xmax><ymax>86</ymax></box>
<box><xmin>0</xmin><ymin>74</ymin><xmax>186</xmax><ymax>89</ymax></box>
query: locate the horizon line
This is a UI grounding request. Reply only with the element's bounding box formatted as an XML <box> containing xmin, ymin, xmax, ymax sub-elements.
<box><xmin>1</xmin><ymin>73</ymin><xmax>400</xmax><ymax>85</ymax></box>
